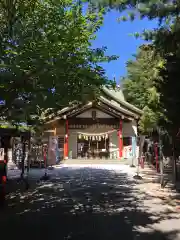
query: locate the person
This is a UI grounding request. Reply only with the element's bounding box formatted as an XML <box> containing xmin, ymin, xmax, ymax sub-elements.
<box><xmin>0</xmin><ymin>161</ymin><xmax>6</xmax><ymax>206</ymax></box>
<box><xmin>80</xmin><ymin>143</ymin><xmax>84</xmax><ymax>158</ymax></box>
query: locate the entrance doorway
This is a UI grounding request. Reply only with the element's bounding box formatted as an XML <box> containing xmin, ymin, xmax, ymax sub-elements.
<box><xmin>77</xmin><ymin>134</ymin><xmax>109</xmax><ymax>159</ymax></box>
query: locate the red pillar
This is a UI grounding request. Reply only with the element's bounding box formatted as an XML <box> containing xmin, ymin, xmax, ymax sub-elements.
<box><xmin>66</xmin><ymin>119</ymin><xmax>69</xmax><ymax>157</ymax></box>
<box><xmin>64</xmin><ymin>119</ymin><xmax>69</xmax><ymax>159</ymax></box>
<box><xmin>119</xmin><ymin>119</ymin><xmax>123</xmax><ymax>159</ymax></box>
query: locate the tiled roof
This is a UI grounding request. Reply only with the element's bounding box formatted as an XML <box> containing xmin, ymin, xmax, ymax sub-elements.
<box><xmin>99</xmin><ymin>96</ymin><xmax>139</xmax><ymax>119</ymax></box>
<box><xmin>102</xmin><ymin>86</ymin><xmax>143</xmax><ymax>115</ymax></box>
<box><xmin>44</xmin><ymin>86</ymin><xmax>143</xmax><ymax>123</ymax></box>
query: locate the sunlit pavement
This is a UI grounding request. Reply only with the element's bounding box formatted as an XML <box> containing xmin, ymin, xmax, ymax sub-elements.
<box><xmin>7</xmin><ymin>164</ymin><xmax>137</xmax><ymax>179</ymax></box>
<box><xmin>2</xmin><ymin>164</ymin><xmax>180</xmax><ymax>240</ymax></box>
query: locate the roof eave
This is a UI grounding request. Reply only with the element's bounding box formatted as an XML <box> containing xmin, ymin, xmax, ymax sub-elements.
<box><xmin>102</xmin><ymin>87</ymin><xmax>143</xmax><ymax>115</ymax></box>
<box><xmin>99</xmin><ymin>96</ymin><xmax>140</xmax><ymax>119</ymax></box>
<box><xmin>45</xmin><ymin>102</ymin><xmax>93</xmax><ymax>124</ymax></box>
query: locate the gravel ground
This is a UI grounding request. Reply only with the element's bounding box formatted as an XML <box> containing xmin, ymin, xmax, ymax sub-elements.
<box><xmin>0</xmin><ymin>165</ymin><xmax>180</xmax><ymax>240</ymax></box>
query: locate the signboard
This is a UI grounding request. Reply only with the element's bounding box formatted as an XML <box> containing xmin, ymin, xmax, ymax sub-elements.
<box><xmin>0</xmin><ymin>100</ymin><xmax>5</xmax><ymax>105</ymax></box>
<box><xmin>131</xmin><ymin>136</ymin><xmax>136</xmax><ymax>157</ymax></box>
<box><xmin>123</xmin><ymin>146</ymin><xmax>139</xmax><ymax>159</ymax></box>
<box><xmin>48</xmin><ymin>136</ymin><xmax>60</xmax><ymax>165</ymax></box>
<box><xmin>0</xmin><ymin>148</ymin><xmax>4</xmax><ymax>161</ymax></box>
<box><xmin>7</xmin><ymin>149</ymin><xmax>12</xmax><ymax>162</ymax></box>
<box><xmin>123</xmin><ymin>146</ymin><xmax>132</xmax><ymax>159</ymax></box>
<box><xmin>69</xmin><ymin>124</ymin><xmax>119</xmax><ymax>129</ymax></box>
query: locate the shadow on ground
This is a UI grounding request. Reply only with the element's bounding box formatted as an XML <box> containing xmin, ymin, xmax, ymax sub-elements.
<box><xmin>1</xmin><ymin>167</ymin><xmax>180</xmax><ymax>240</ymax></box>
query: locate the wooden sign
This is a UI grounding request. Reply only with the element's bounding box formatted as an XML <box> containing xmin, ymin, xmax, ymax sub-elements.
<box><xmin>0</xmin><ymin>148</ymin><xmax>4</xmax><ymax>161</ymax></box>
<box><xmin>69</xmin><ymin>124</ymin><xmax>119</xmax><ymax>129</ymax></box>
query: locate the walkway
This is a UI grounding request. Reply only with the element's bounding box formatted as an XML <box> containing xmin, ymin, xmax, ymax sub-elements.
<box><xmin>62</xmin><ymin>158</ymin><xmax>135</xmax><ymax>166</ymax></box>
<box><xmin>1</xmin><ymin>165</ymin><xmax>180</xmax><ymax>240</ymax></box>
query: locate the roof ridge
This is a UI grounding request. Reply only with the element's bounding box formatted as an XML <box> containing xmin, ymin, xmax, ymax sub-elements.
<box><xmin>102</xmin><ymin>87</ymin><xmax>142</xmax><ymax>115</ymax></box>
<box><xmin>99</xmin><ymin>96</ymin><xmax>139</xmax><ymax>119</ymax></box>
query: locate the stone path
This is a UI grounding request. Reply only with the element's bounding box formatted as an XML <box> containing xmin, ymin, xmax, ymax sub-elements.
<box><xmin>137</xmin><ymin>163</ymin><xmax>180</xmax><ymax>214</ymax></box>
<box><xmin>1</xmin><ymin>165</ymin><xmax>180</xmax><ymax>240</ymax></box>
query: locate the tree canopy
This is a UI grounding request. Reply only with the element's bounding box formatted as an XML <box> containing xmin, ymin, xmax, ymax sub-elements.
<box><xmin>87</xmin><ymin>0</ymin><xmax>180</xmax><ymax>135</ymax></box>
<box><xmin>153</xmin><ymin>20</ymin><xmax>180</xmax><ymax>135</ymax></box>
<box><xmin>87</xmin><ymin>0</ymin><xmax>180</xmax><ymax>22</ymax></box>
<box><xmin>0</xmin><ymin>0</ymin><xmax>117</xmax><ymax>126</ymax></box>
<box><xmin>122</xmin><ymin>44</ymin><xmax>165</xmax><ymax>133</ymax></box>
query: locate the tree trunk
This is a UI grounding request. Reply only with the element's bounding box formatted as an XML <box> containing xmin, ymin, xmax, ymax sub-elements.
<box><xmin>27</xmin><ymin>136</ymin><xmax>31</xmax><ymax>173</ymax></box>
<box><xmin>158</xmin><ymin>129</ymin><xmax>164</xmax><ymax>188</ymax></box>
<box><xmin>21</xmin><ymin>136</ymin><xmax>25</xmax><ymax>179</ymax></box>
<box><xmin>160</xmin><ymin>160</ymin><xmax>164</xmax><ymax>188</ymax></box>
<box><xmin>172</xmin><ymin>135</ymin><xmax>177</xmax><ymax>184</ymax></box>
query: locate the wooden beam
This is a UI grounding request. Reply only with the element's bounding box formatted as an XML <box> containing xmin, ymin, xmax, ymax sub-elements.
<box><xmin>68</xmin><ymin>118</ymin><xmax>119</xmax><ymax>125</ymax></box>
<box><xmin>98</xmin><ymin>102</ymin><xmax>131</xmax><ymax>120</ymax></box>
<box><xmin>67</xmin><ymin>102</ymin><xmax>92</xmax><ymax>118</ymax></box>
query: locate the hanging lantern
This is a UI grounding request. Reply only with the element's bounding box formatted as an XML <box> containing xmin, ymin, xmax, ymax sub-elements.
<box><xmin>92</xmin><ymin>136</ymin><xmax>95</xmax><ymax>141</ymax></box>
<box><xmin>99</xmin><ymin>136</ymin><xmax>101</xmax><ymax>141</ymax></box>
<box><xmin>78</xmin><ymin>134</ymin><xmax>81</xmax><ymax>139</ymax></box>
<box><xmin>105</xmin><ymin>134</ymin><xmax>108</xmax><ymax>139</ymax></box>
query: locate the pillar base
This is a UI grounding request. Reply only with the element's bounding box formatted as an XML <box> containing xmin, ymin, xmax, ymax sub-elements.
<box><xmin>130</xmin><ymin>164</ymin><xmax>136</xmax><ymax>168</ymax></box>
<box><xmin>40</xmin><ymin>173</ymin><xmax>50</xmax><ymax>181</ymax></box>
<box><xmin>133</xmin><ymin>174</ymin><xmax>143</xmax><ymax>180</ymax></box>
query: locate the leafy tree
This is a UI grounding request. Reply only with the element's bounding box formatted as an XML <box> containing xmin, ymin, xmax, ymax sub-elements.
<box><xmin>86</xmin><ymin>0</ymin><xmax>180</xmax><ymax>23</ymax></box>
<box><xmin>0</xmin><ymin>0</ymin><xmax>117</xmax><ymax>126</ymax></box>
<box><xmin>152</xmin><ymin>21</ymin><xmax>180</xmax><ymax>137</ymax></box>
<box><xmin>0</xmin><ymin>0</ymin><xmax>118</xmax><ymax>179</ymax></box>
<box><xmin>87</xmin><ymin>0</ymin><xmax>180</xmax><ymax>181</ymax></box>
<box><xmin>122</xmin><ymin>44</ymin><xmax>165</xmax><ymax>133</ymax></box>
<box><xmin>87</xmin><ymin>0</ymin><xmax>180</xmax><ymax>132</ymax></box>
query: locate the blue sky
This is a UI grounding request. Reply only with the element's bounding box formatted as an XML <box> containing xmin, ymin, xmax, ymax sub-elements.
<box><xmin>92</xmin><ymin>10</ymin><xmax>158</xmax><ymax>82</ymax></box>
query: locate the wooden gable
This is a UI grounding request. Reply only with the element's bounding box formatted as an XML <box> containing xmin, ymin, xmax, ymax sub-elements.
<box><xmin>76</xmin><ymin>108</ymin><xmax>113</xmax><ymax>119</ymax></box>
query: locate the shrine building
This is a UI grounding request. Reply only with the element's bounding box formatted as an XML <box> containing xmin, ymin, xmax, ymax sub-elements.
<box><xmin>43</xmin><ymin>86</ymin><xmax>143</xmax><ymax>162</ymax></box>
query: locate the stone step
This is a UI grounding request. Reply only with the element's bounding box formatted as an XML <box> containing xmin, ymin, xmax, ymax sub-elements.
<box><xmin>63</xmin><ymin>158</ymin><xmax>131</xmax><ymax>165</ymax></box>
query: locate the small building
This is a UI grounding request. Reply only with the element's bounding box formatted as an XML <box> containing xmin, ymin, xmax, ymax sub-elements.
<box><xmin>43</xmin><ymin>86</ymin><xmax>142</xmax><ymax>163</ymax></box>
<box><xmin>0</xmin><ymin>124</ymin><xmax>31</xmax><ymax>175</ymax></box>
